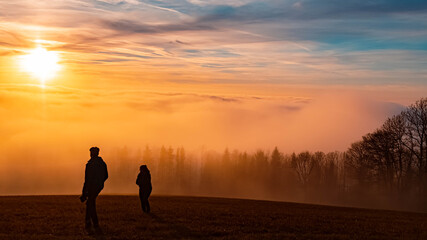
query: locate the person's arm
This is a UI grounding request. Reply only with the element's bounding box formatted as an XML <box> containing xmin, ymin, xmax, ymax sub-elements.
<box><xmin>80</xmin><ymin>165</ymin><xmax>89</xmax><ymax>202</ymax></box>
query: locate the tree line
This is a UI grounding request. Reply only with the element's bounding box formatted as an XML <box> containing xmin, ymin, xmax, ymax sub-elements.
<box><xmin>345</xmin><ymin>97</ymin><xmax>427</xmax><ymax>209</ymax></box>
<box><xmin>107</xmin><ymin>97</ymin><xmax>427</xmax><ymax>211</ymax></box>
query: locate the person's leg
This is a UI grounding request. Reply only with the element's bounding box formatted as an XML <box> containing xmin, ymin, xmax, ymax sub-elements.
<box><xmin>85</xmin><ymin>199</ymin><xmax>92</xmax><ymax>228</ymax></box>
<box><xmin>145</xmin><ymin>197</ymin><xmax>150</xmax><ymax>213</ymax></box>
<box><xmin>86</xmin><ymin>194</ymin><xmax>98</xmax><ymax>227</ymax></box>
<box><xmin>146</xmin><ymin>189</ymin><xmax>151</xmax><ymax>213</ymax></box>
<box><xmin>142</xmin><ymin>190</ymin><xmax>150</xmax><ymax>213</ymax></box>
<box><xmin>89</xmin><ymin>194</ymin><xmax>99</xmax><ymax>228</ymax></box>
<box><xmin>139</xmin><ymin>189</ymin><xmax>146</xmax><ymax>212</ymax></box>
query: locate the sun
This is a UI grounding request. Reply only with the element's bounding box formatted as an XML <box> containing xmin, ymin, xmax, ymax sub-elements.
<box><xmin>20</xmin><ymin>47</ymin><xmax>61</xmax><ymax>85</ymax></box>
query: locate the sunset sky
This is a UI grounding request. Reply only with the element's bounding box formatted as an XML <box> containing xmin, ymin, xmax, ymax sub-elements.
<box><xmin>1</xmin><ymin>0</ymin><xmax>427</xmax><ymax>189</ymax></box>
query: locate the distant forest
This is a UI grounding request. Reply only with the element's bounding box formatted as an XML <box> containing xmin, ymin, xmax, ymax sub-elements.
<box><xmin>108</xmin><ymin>98</ymin><xmax>427</xmax><ymax>211</ymax></box>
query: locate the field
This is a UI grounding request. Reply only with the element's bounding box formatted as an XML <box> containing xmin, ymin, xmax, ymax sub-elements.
<box><xmin>1</xmin><ymin>195</ymin><xmax>427</xmax><ymax>239</ymax></box>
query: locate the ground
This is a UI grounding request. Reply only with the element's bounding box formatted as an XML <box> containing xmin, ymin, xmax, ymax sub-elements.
<box><xmin>0</xmin><ymin>195</ymin><xmax>426</xmax><ymax>239</ymax></box>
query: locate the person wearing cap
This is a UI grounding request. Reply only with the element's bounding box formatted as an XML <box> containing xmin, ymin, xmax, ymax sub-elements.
<box><xmin>80</xmin><ymin>147</ymin><xmax>108</xmax><ymax>234</ymax></box>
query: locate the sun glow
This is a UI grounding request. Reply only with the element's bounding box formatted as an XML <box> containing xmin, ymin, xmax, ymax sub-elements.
<box><xmin>20</xmin><ymin>46</ymin><xmax>61</xmax><ymax>85</ymax></box>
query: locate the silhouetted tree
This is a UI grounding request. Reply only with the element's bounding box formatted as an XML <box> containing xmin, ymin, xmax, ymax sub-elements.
<box><xmin>270</xmin><ymin>147</ymin><xmax>284</xmax><ymax>196</ymax></box>
<box><xmin>382</xmin><ymin>115</ymin><xmax>413</xmax><ymax>194</ymax></box>
<box><xmin>402</xmin><ymin>98</ymin><xmax>427</xmax><ymax>193</ymax></box>
<box><xmin>176</xmin><ymin>147</ymin><xmax>186</xmax><ymax>191</ymax></box>
<box><xmin>292</xmin><ymin>151</ymin><xmax>315</xmax><ymax>189</ymax></box>
<box><xmin>323</xmin><ymin>152</ymin><xmax>340</xmax><ymax>193</ymax></box>
<box><xmin>142</xmin><ymin>145</ymin><xmax>153</xmax><ymax>167</ymax></box>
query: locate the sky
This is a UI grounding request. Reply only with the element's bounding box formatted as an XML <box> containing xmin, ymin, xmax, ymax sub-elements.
<box><xmin>1</xmin><ymin>0</ymin><xmax>427</xmax><ymax>87</ymax></box>
<box><xmin>0</xmin><ymin>1</ymin><xmax>427</xmax><ymax>194</ymax></box>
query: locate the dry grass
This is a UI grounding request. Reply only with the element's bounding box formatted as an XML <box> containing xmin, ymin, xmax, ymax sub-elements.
<box><xmin>0</xmin><ymin>195</ymin><xmax>426</xmax><ymax>239</ymax></box>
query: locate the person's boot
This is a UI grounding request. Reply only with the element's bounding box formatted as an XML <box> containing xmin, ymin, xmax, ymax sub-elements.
<box><xmin>94</xmin><ymin>225</ymin><xmax>103</xmax><ymax>235</ymax></box>
<box><xmin>85</xmin><ymin>222</ymin><xmax>94</xmax><ymax>235</ymax></box>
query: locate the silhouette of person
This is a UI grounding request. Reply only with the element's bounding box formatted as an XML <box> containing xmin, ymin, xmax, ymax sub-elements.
<box><xmin>80</xmin><ymin>147</ymin><xmax>108</xmax><ymax>234</ymax></box>
<box><xmin>136</xmin><ymin>165</ymin><xmax>152</xmax><ymax>213</ymax></box>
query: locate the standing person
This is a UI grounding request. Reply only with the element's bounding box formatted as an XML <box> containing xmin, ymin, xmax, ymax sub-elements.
<box><xmin>136</xmin><ymin>165</ymin><xmax>152</xmax><ymax>213</ymax></box>
<box><xmin>80</xmin><ymin>147</ymin><xmax>108</xmax><ymax>234</ymax></box>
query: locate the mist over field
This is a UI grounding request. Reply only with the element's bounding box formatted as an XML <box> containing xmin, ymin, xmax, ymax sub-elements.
<box><xmin>0</xmin><ymin>85</ymin><xmax>406</xmax><ymax>205</ymax></box>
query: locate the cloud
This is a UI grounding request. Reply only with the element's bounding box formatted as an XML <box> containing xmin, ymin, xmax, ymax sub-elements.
<box><xmin>98</xmin><ymin>51</ymin><xmax>155</xmax><ymax>59</ymax></box>
<box><xmin>96</xmin><ymin>0</ymin><xmax>140</xmax><ymax>4</ymax></box>
<box><xmin>99</xmin><ymin>19</ymin><xmax>216</xmax><ymax>35</ymax></box>
<box><xmin>0</xmin><ymin>0</ymin><xmax>427</xmax><ymax>86</ymax></box>
<box><xmin>198</xmin><ymin>1</ymin><xmax>427</xmax><ymax>22</ymax></box>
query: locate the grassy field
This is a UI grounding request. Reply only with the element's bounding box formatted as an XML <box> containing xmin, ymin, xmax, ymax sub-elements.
<box><xmin>0</xmin><ymin>195</ymin><xmax>427</xmax><ymax>239</ymax></box>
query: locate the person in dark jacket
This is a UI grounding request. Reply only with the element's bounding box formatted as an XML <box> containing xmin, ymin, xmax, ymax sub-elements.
<box><xmin>136</xmin><ymin>165</ymin><xmax>152</xmax><ymax>213</ymax></box>
<box><xmin>80</xmin><ymin>147</ymin><xmax>108</xmax><ymax>234</ymax></box>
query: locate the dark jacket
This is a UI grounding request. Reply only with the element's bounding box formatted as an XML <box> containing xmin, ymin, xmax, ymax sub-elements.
<box><xmin>136</xmin><ymin>170</ymin><xmax>152</xmax><ymax>191</ymax></box>
<box><xmin>82</xmin><ymin>156</ymin><xmax>108</xmax><ymax>196</ymax></box>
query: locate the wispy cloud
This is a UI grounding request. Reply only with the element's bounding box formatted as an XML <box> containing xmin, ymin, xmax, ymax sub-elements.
<box><xmin>0</xmin><ymin>0</ymin><xmax>426</xmax><ymax>86</ymax></box>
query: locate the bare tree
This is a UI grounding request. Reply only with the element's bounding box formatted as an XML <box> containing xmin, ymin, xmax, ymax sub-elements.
<box><xmin>382</xmin><ymin>115</ymin><xmax>413</xmax><ymax>194</ymax></box>
<box><xmin>292</xmin><ymin>152</ymin><xmax>315</xmax><ymax>187</ymax></box>
<box><xmin>345</xmin><ymin>141</ymin><xmax>376</xmax><ymax>188</ymax></box>
<box><xmin>402</xmin><ymin>98</ymin><xmax>427</xmax><ymax>192</ymax></box>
